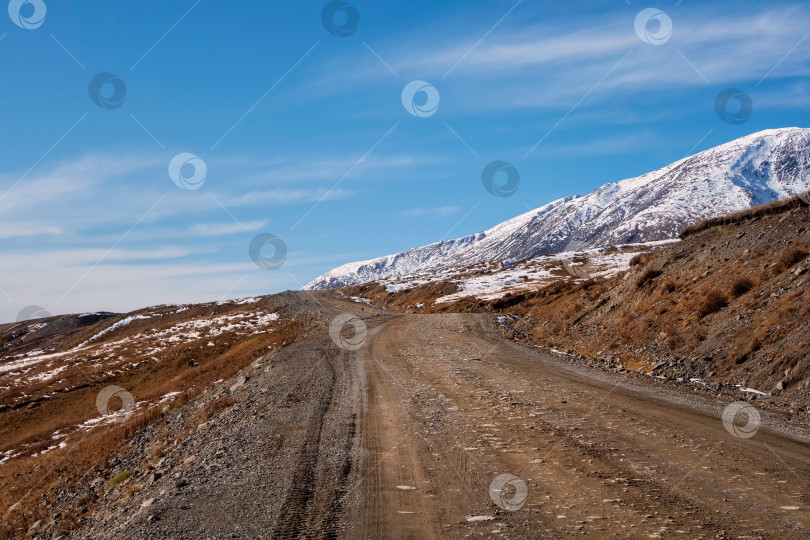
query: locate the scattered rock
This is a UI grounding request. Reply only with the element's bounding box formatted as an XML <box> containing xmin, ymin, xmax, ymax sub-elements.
<box><xmin>230</xmin><ymin>374</ymin><xmax>247</xmax><ymax>392</ymax></box>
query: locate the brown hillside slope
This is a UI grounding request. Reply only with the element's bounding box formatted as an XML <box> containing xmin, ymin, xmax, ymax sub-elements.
<box><xmin>0</xmin><ymin>294</ymin><xmax>309</xmax><ymax>537</ymax></box>
<box><xmin>343</xmin><ymin>197</ymin><xmax>810</xmax><ymax>413</ymax></box>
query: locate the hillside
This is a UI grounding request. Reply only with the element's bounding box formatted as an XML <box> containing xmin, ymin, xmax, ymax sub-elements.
<box><xmin>0</xmin><ymin>295</ymin><xmax>309</xmax><ymax>537</ymax></box>
<box><xmin>342</xmin><ymin>196</ymin><xmax>810</xmax><ymax>413</ymax></box>
<box><xmin>0</xmin><ymin>237</ymin><xmax>808</xmax><ymax>537</ymax></box>
<box><xmin>307</xmin><ymin>128</ymin><xmax>810</xmax><ymax>290</ymax></box>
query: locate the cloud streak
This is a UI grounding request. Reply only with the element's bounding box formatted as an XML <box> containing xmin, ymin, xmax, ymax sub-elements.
<box><xmin>402</xmin><ymin>206</ymin><xmax>461</xmax><ymax>218</ymax></box>
<box><xmin>313</xmin><ymin>4</ymin><xmax>810</xmax><ymax>110</ymax></box>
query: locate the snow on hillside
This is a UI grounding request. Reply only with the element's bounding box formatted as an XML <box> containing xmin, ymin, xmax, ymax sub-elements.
<box><xmin>305</xmin><ymin>128</ymin><xmax>810</xmax><ymax>290</ymax></box>
<box><xmin>374</xmin><ymin>240</ymin><xmax>677</xmax><ymax>304</ymax></box>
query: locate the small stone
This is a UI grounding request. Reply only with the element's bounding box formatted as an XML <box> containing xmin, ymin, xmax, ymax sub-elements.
<box><xmin>175</xmin><ymin>478</ymin><xmax>188</xmax><ymax>488</ymax></box>
<box><xmin>141</xmin><ymin>497</ymin><xmax>154</xmax><ymax>509</ymax></box>
<box><xmin>230</xmin><ymin>375</ymin><xmax>247</xmax><ymax>392</ymax></box>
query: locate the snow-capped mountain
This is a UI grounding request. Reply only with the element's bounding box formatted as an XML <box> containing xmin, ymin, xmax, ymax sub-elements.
<box><xmin>305</xmin><ymin>128</ymin><xmax>810</xmax><ymax>290</ymax></box>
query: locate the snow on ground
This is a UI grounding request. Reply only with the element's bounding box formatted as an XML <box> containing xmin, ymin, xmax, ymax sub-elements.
<box><xmin>737</xmin><ymin>386</ymin><xmax>770</xmax><ymax>396</ymax></box>
<box><xmin>217</xmin><ymin>297</ymin><xmax>261</xmax><ymax>306</ymax></box>
<box><xmin>306</xmin><ymin>129</ymin><xmax>810</xmax><ymax>291</ymax></box>
<box><xmin>159</xmin><ymin>391</ymin><xmax>182</xmax><ymax>403</ymax></box>
<box><xmin>1</xmin><ymin>310</ymin><xmax>281</xmax><ymax>396</ymax></box>
<box><xmin>415</xmin><ymin>240</ymin><xmax>679</xmax><ymax>304</ymax></box>
<box><xmin>28</xmin><ymin>364</ymin><xmax>68</xmax><ymax>383</ymax></box>
<box><xmin>74</xmin><ymin>314</ymin><xmax>152</xmax><ymax>349</ymax></box>
<box><xmin>0</xmin><ymin>304</ymin><xmax>288</xmax><ymax>467</ymax></box>
<box><xmin>0</xmin><ymin>355</ymin><xmax>48</xmax><ymax>375</ymax></box>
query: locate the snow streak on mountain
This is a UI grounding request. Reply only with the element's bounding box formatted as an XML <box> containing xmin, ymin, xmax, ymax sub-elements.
<box><xmin>305</xmin><ymin>128</ymin><xmax>810</xmax><ymax>290</ymax></box>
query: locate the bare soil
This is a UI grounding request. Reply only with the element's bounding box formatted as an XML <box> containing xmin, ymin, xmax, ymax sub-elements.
<box><xmin>70</xmin><ymin>292</ymin><xmax>810</xmax><ymax>539</ymax></box>
<box><xmin>344</xmin><ymin>198</ymin><xmax>810</xmax><ymax>414</ymax></box>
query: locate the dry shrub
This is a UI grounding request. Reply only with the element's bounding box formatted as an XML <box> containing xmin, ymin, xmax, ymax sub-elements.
<box><xmin>698</xmin><ymin>290</ymin><xmax>728</xmax><ymax>318</ymax></box>
<box><xmin>729</xmin><ymin>277</ymin><xmax>754</xmax><ymax>298</ymax></box>
<box><xmin>659</xmin><ymin>280</ymin><xmax>676</xmax><ymax>294</ymax></box>
<box><xmin>629</xmin><ymin>253</ymin><xmax>650</xmax><ymax>267</ymax></box>
<box><xmin>148</xmin><ymin>443</ymin><xmax>167</xmax><ymax>463</ymax></box>
<box><xmin>739</xmin><ymin>327</ymin><xmax>769</xmax><ymax>361</ymax></box>
<box><xmin>775</xmin><ymin>247</ymin><xmax>809</xmax><ymax>272</ymax></box>
<box><xmin>107</xmin><ymin>469</ymin><xmax>134</xmax><ymax>490</ymax></box>
<box><xmin>636</xmin><ymin>268</ymin><xmax>662</xmax><ymax>288</ymax></box>
<box><xmin>666</xmin><ymin>334</ymin><xmax>683</xmax><ymax>351</ymax></box>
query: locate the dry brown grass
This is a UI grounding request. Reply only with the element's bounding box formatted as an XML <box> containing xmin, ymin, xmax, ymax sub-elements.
<box><xmin>629</xmin><ymin>253</ymin><xmax>650</xmax><ymax>267</ymax></box>
<box><xmin>659</xmin><ymin>280</ymin><xmax>677</xmax><ymax>294</ymax></box>
<box><xmin>0</xmin><ymin>308</ymin><xmax>303</xmax><ymax>538</ymax></box>
<box><xmin>681</xmin><ymin>195</ymin><xmax>808</xmax><ymax>238</ymax></box>
<box><xmin>636</xmin><ymin>268</ymin><xmax>662</xmax><ymax>288</ymax></box>
<box><xmin>698</xmin><ymin>290</ymin><xmax>729</xmax><ymax>318</ymax></box>
<box><xmin>729</xmin><ymin>277</ymin><xmax>754</xmax><ymax>298</ymax></box>
<box><xmin>775</xmin><ymin>247</ymin><xmax>809</xmax><ymax>273</ymax></box>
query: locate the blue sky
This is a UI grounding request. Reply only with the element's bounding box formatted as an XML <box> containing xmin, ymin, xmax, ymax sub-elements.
<box><xmin>1</xmin><ymin>0</ymin><xmax>810</xmax><ymax>321</ymax></box>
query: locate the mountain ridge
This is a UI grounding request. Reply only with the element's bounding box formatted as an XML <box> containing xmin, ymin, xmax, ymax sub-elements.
<box><xmin>305</xmin><ymin>127</ymin><xmax>810</xmax><ymax>290</ymax></box>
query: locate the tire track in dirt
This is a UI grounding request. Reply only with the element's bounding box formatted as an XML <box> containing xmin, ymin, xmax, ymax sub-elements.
<box><xmin>348</xmin><ymin>311</ymin><xmax>810</xmax><ymax>538</ymax></box>
<box><xmin>73</xmin><ymin>293</ymin><xmax>810</xmax><ymax>539</ymax></box>
<box><xmin>271</xmin><ymin>356</ymin><xmax>337</xmax><ymax>538</ymax></box>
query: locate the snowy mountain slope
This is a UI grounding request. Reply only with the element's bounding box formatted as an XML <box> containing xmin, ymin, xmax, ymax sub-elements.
<box><xmin>305</xmin><ymin>128</ymin><xmax>810</xmax><ymax>290</ymax></box>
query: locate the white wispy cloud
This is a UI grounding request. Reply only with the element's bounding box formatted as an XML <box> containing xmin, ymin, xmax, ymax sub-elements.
<box><xmin>402</xmin><ymin>206</ymin><xmax>461</xmax><ymax>218</ymax></box>
<box><xmin>220</xmin><ymin>188</ymin><xmax>354</xmax><ymax>207</ymax></box>
<box><xmin>190</xmin><ymin>220</ymin><xmax>267</xmax><ymax>236</ymax></box>
<box><xmin>238</xmin><ymin>155</ymin><xmax>448</xmax><ymax>185</ymax></box>
<box><xmin>0</xmin><ymin>225</ymin><xmax>64</xmax><ymax>239</ymax></box>
<box><xmin>313</xmin><ymin>4</ymin><xmax>810</xmax><ymax>110</ymax></box>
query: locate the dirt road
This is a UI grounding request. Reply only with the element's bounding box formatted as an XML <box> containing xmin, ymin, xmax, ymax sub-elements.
<box><xmin>82</xmin><ymin>293</ymin><xmax>810</xmax><ymax>538</ymax></box>
<box><xmin>342</xmin><ymin>309</ymin><xmax>810</xmax><ymax>538</ymax></box>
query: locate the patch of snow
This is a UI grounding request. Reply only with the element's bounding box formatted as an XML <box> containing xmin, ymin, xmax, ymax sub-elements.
<box><xmin>736</xmin><ymin>385</ymin><xmax>770</xmax><ymax>396</ymax></box>
<box><xmin>28</xmin><ymin>364</ymin><xmax>68</xmax><ymax>383</ymax></box>
<box><xmin>74</xmin><ymin>314</ymin><xmax>152</xmax><ymax>349</ymax></box>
